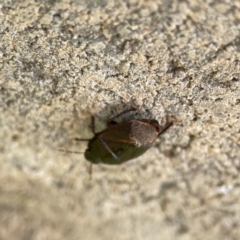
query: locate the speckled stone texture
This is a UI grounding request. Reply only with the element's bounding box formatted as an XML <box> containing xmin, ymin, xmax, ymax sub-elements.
<box><xmin>0</xmin><ymin>0</ymin><xmax>240</xmax><ymax>239</ymax></box>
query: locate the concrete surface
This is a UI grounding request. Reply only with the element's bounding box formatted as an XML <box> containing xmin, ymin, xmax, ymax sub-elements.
<box><xmin>0</xmin><ymin>0</ymin><xmax>240</xmax><ymax>239</ymax></box>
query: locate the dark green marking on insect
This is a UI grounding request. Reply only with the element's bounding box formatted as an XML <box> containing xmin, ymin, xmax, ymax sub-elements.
<box><xmin>74</xmin><ymin>108</ymin><xmax>173</xmax><ymax>165</ymax></box>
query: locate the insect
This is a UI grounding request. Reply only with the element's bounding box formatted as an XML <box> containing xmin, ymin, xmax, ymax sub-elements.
<box><xmin>73</xmin><ymin>108</ymin><xmax>174</xmax><ymax>165</ymax></box>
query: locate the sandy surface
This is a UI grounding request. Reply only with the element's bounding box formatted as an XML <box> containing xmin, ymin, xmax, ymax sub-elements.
<box><xmin>1</xmin><ymin>0</ymin><xmax>240</xmax><ymax>239</ymax></box>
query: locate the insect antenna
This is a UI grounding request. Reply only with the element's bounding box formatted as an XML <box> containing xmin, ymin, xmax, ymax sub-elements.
<box><xmin>57</xmin><ymin>148</ymin><xmax>93</xmax><ymax>180</ymax></box>
<box><xmin>72</xmin><ymin>138</ymin><xmax>91</xmax><ymax>142</ymax></box>
<box><xmin>57</xmin><ymin>148</ymin><xmax>84</xmax><ymax>154</ymax></box>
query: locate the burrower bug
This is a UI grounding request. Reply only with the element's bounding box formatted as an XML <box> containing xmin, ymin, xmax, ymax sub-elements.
<box><xmin>73</xmin><ymin>108</ymin><xmax>174</xmax><ymax>165</ymax></box>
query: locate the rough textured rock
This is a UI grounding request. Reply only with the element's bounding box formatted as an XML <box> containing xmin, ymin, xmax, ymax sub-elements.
<box><xmin>0</xmin><ymin>0</ymin><xmax>240</xmax><ymax>239</ymax></box>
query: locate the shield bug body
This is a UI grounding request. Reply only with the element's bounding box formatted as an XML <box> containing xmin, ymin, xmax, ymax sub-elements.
<box><xmin>74</xmin><ymin>108</ymin><xmax>173</xmax><ymax>165</ymax></box>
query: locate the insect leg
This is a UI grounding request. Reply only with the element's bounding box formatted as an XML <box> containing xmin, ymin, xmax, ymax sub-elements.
<box><xmin>158</xmin><ymin>121</ymin><xmax>174</xmax><ymax>136</ymax></box>
<box><xmin>98</xmin><ymin>137</ymin><xmax>121</xmax><ymax>162</ymax></box>
<box><xmin>107</xmin><ymin>107</ymin><xmax>137</xmax><ymax>125</ymax></box>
